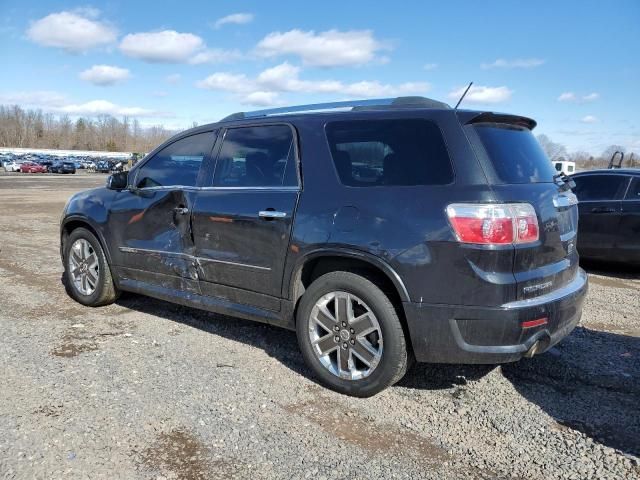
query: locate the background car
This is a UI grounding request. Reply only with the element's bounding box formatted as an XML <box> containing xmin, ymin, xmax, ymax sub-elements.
<box><xmin>50</xmin><ymin>160</ymin><xmax>77</xmax><ymax>174</ymax></box>
<box><xmin>20</xmin><ymin>161</ymin><xmax>46</xmax><ymax>173</ymax></box>
<box><xmin>571</xmin><ymin>169</ymin><xmax>640</xmax><ymax>265</ymax></box>
<box><xmin>3</xmin><ymin>160</ymin><xmax>22</xmax><ymax>172</ymax></box>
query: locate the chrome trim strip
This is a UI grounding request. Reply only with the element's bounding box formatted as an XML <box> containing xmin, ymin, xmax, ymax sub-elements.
<box><xmin>133</xmin><ymin>185</ymin><xmax>300</xmax><ymax>192</ymax></box>
<box><xmin>197</xmin><ymin>256</ymin><xmax>271</xmax><ymax>271</ymax></box>
<box><xmin>502</xmin><ymin>268</ymin><xmax>588</xmax><ymax>309</ymax></box>
<box><xmin>258</xmin><ymin>210</ymin><xmax>287</xmax><ymax>218</ymax></box>
<box><xmin>118</xmin><ymin>247</ymin><xmax>271</xmax><ymax>271</ymax></box>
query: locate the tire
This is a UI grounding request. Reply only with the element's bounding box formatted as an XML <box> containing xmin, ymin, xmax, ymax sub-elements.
<box><xmin>296</xmin><ymin>271</ymin><xmax>410</xmax><ymax>397</ymax></box>
<box><xmin>63</xmin><ymin>227</ymin><xmax>118</xmax><ymax>306</ymax></box>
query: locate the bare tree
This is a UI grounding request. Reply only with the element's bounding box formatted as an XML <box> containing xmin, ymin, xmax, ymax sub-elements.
<box><xmin>536</xmin><ymin>134</ymin><xmax>568</xmax><ymax>161</ymax></box>
<box><xmin>0</xmin><ymin>105</ymin><xmax>176</xmax><ymax>153</ymax></box>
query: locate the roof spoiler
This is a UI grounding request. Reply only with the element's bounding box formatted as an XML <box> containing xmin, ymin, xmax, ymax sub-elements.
<box><xmin>457</xmin><ymin>111</ymin><xmax>537</xmax><ymax>130</ymax></box>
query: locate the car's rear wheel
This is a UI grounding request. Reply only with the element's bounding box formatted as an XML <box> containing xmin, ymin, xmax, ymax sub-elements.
<box><xmin>296</xmin><ymin>271</ymin><xmax>410</xmax><ymax>397</ymax></box>
<box><xmin>63</xmin><ymin>227</ymin><xmax>118</xmax><ymax>306</ymax></box>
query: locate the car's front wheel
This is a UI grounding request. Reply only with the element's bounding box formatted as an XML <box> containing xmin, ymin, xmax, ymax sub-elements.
<box><xmin>296</xmin><ymin>271</ymin><xmax>410</xmax><ymax>397</ymax></box>
<box><xmin>63</xmin><ymin>227</ymin><xmax>118</xmax><ymax>306</ymax></box>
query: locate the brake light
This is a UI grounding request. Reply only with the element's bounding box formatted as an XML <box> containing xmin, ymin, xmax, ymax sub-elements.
<box><xmin>446</xmin><ymin>203</ymin><xmax>539</xmax><ymax>245</ymax></box>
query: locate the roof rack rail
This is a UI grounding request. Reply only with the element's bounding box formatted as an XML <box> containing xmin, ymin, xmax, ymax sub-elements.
<box><xmin>220</xmin><ymin>96</ymin><xmax>450</xmax><ymax>121</ymax></box>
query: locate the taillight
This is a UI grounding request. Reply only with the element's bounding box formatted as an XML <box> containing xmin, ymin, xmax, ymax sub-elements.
<box><xmin>446</xmin><ymin>203</ymin><xmax>539</xmax><ymax>245</ymax></box>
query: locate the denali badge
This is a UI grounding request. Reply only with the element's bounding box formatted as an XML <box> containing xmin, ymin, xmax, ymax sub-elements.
<box><xmin>523</xmin><ymin>281</ymin><xmax>553</xmax><ymax>294</ymax></box>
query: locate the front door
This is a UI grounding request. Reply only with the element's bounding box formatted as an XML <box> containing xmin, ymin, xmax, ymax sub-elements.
<box><xmin>108</xmin><ymin>131</ymin><xmax>216</xmax><ymax>291</ymax></box>
<box><xmin>191</xmin><ymin>124</ymin><xmax>300</xmax><ymax>312</ymax></box>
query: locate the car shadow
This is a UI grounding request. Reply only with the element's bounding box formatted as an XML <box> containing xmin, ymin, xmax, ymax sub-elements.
<box><xmin>580</xmin><ymin>259</ymin><xmax>640</xmax><ymax>279</ymax></box>
<box><xmin>115</xmin><ymin>293</ymin><xmax>495</xmax><ymax>392</ymax></box>
<box><xmin>115</xmin><ymin>294</ymin><xmax>639</xmax><ymax>457</ymax></box>
<box><xmin>502</xmin><ymin>327</ymin><xmax>640</xmax><ymax>457</ymax></box>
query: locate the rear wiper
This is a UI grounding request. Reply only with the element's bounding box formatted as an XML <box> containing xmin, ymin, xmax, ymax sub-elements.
<box><xmin>553</xmin><ymin>172</ymin><xmax>576</xmax><ymax>191</ymax></box>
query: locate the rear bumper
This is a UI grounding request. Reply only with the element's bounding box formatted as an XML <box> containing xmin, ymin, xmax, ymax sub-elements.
<box><xmin>403</xmin><ymin>268</ymin><xmax>588</xmax><ymax>364</ymax></box>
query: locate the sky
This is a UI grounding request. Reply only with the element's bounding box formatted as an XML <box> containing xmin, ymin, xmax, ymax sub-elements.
<box><xmin>0</xmin><ymin>0</ymin><xmax>638</xmax><ymax>154</ymax></box>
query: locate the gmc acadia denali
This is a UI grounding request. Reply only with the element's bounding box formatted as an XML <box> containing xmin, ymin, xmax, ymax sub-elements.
<box><xmin>60</xmin><ymin>97</ymin><xmax>588</xmax><ymax>396</ymax></box>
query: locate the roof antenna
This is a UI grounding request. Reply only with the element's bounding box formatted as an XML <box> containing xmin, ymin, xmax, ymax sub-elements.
<box><xmin>454</xmin><ymin>81</ymin><xmax>473</xmax><ymax>110</ymax></box>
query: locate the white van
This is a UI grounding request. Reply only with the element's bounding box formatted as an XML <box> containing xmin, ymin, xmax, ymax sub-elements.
<box><xmin>553</xmin><ymin>160</ymin><xmax>576</xmax><ymax>175</ymax></box>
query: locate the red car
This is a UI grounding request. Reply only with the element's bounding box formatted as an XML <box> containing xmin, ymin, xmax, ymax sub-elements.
<box><xmin>20</xmin><ymin>162</ymin><xmax>46</xmax><ymax>173</ymax></box>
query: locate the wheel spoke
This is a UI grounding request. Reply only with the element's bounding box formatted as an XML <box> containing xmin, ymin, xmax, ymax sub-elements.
<box><xmin>86</xmin><ymin>254</ymin><xmax>97</xmax><ymax>268</ymax></box>
<box><xmin>351</xmin><ymin>313</ymin><xmax>376</xmax><ymax>336</ymax></box>
<box><xmin>86</xmin><ymin>269</ymin><xmax>98</xmax><ymax>288</ymax></box>
<box><xmin>351</xmin><ymin>339</ymin><xmax>377</xmax><ymax>367</ymax></box>
<box><xmin>313</xmin><ymin>333</ymin><xmax>338</xmax><ymax>356</ymax></box>
<box><xmin>336</xmin><ymin>294</ymin><xmax>349</xmax><ymax>323</ymax></box>
<box><xmin>313</xmin><ymin>305</ymin><xmax>336</xmax><ymax>333</ymax></box>
<box><xmin>337</xmin><ymin>347</ymin><xmax>350</xmax><ymax>374</ymax></box>
<box><xmin>82</xmin><ymin>241</ymin><xmax>91</xmax><ymax>260</ymax></box>
<box><xmin>71</xmin><ymin>250</ymin><xmax>82</xmax><ymax>266</ymax></box>
<box><xmin>81</xmin><ymin>274</ymin><xmax>88</xmax><ymax>292</ymax></box>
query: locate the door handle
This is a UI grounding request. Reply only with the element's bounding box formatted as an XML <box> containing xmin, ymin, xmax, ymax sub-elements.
<box><xmin>259</xmin><ymin>210</ymin><xmax>287</xmax><ymax>219</ymax></box>
<box><xmin>590</xmin><ymin>207</ymin><xmax>616</xmax><ymax>213</ymax></box>
<box><xmin>173</xmin><ymin>206</ymin><xmax>190</xmax><ymax>215</ymax></box>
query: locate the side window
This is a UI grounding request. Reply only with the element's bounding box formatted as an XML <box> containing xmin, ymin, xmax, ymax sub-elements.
<box><xmin>136</xmin><ymin>132</ymin><xmax>214</xmax><ymax>188</ymax></box>
<box><xmin>572</xmin><ymin>175</ymin><xmax>627</xmax><ymax>201</ymax></box>
<box><xmin>325</xmin><ymin>119</ymin><xmax>453</xmax><ymax>186</ymax></box>
<box><xmin>213</xmin><ymin>125</ymin><xmax>297</xmax><ymax>187</ymax></box>
<box><xmin>625</xmin><ymin>177</ymin><xmax>640</xmax><ymax>200</ymax></box>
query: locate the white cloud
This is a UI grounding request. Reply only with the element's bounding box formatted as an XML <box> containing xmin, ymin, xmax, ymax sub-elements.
<box><xmin>558</xmin><ymin>92</ymin><xmax>577</xmax><ymax>102</ymax></box>
<box><xmin>56</xmin><ymin>100</ymin><xmax>155</xmax><ymax>116</ymax></box>
<box><xmin>213</xmin><ymin>13</ymin><xmax>254</xmax><ymax>29</ymax></box>
<box><xmin>0</xmin><ymin>91</ymin><xmax>67</xmax><ymax>108</ymax></box>
<box><xmin>558</xmin><ymin>91</ymin><xmax>600</xmax><ymax>103</ymax></box>
<box><xmin>581</xmin><ymin>115</ymin><xmax>598</xmax><ymax>124</ymax></box>
<box><xmin>197</xmin><ymin>62</ymin><xmax>429</xmax><ymax>105</ymax></box>
<box><xmin>0</xmin><ymin>90</ymin><xmax>165</xmax><ymax>117</ymax></box>
<box><xmin>196</xmin><ymin>72</ymin><xmax>254</xmax><ymax>93</ymax></box>
<box><xmin>120</xmin><ymin>31</ymin><xmax>204</xmax><ymax>62</ymax></box>
<box><xmin>166</xmin><ymin>74</ymin><xmax>182</xmax><ymax>84</ymax></box>
<box><xmin>79</xmin><ymin>65</ymin><xmax>131</xmax><ymax>86</ymax></box>
<box><xmin>119</xmin><ymin>30</ymin><xmax>239</xmax><ymax>64</ymax></box>
<box><xmin>423</xmin><ymin>63</ymin><xmax>438</xmax><ymax>70</ymax></box>
<box><xmin>255</xmin><ymin>29</ymin><xmax>388</xmax><ymax>67</ymax></box>
<box><xmin>189</xmin><ymin>48</ymin><xmax>242</xmax><ymax>65</ymax></box>
<box><xmin>448</xmin><ymin>85</ymin><xmax>512</xmax><ymax>104</ymax></box>
<box><xmin>240</xmin><ymin>91</ymin><xmax>282</xmax><ymax>106</ymax></box>
<box><xmin>481</xmin><ymin>58</ymin><xmax>545</xmax><ymax>69</ymax></box>
<box><xmin>26</xmin><ymin>10</ymin><xmax>117</xmax><ymax>53</ymax></box>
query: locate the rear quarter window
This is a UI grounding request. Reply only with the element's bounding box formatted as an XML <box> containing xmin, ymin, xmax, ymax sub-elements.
<box><xmin>469</xmin><ymin>123</ymin><xmax>557</xmax><ymax>184</ymax></box>
<box><xmin>325</xmin><ymin>118</ymin><xmax>453</xmax><ymax>187</ymax></box>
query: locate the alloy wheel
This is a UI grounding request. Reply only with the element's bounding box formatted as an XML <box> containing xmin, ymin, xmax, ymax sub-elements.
<box><xmin>68</xmin><ymin>238</ymin><xmax>100</xmax><ymax>296</ymax></box>
<box><xmin>308</xmin><ymin>291</ymin><xmax>383</xmax><ymax>380</ymax></box>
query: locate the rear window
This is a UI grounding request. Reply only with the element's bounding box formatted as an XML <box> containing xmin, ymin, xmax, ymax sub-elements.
<box><xmin>325</xmin><ymin>119</ymin><xmax>453</xmax><ymax>186</ymax></box>
<box><xmin>471</xmin><ymin>123</ymin><xmax>557</xmax><ymax>183</ymax></box>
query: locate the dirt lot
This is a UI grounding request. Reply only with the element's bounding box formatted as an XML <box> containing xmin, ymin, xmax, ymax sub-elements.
<box><xmin>0</xmin><ymin>172</ymin><xmax>639</xmax><ymax>480</ymax></box>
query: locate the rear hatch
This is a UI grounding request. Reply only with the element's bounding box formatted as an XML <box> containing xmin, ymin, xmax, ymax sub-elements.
<box><xmin>463</xmin><ymin>113</ymin><xmax>579</xmax><ymax>300</ymax></box>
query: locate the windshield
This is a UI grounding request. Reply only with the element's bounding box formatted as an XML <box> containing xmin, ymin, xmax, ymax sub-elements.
<box><xmin>470</xmin><ymin>123</ymin><xmax>557</xmax><ymax>183</ymax></box>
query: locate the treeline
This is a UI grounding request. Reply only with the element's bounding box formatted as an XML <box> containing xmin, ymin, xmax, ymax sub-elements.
<box><xmin>536</xmin><ymin>134</ymin><xmax>638</xmax><ymax>170</ymax></box>
<box><xmin>0</xmin><ymin>105</ymin><xmax>176</xmax><ymax>153</ymax></box>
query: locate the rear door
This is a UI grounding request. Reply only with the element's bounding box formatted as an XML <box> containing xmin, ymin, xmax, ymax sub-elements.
<box><xmin>618</xmin><ymin>176</ymin><xmax>640</xmax><ymax>263</ymax></box>
<box><xmin>465</xmin><ymin>119</ymin><xmax>580</xmax><ymax>300</ymax></box>
<box><xmin>190</xmin><ymin>124</ymin><xmax>300</xmax><ymax>312</ymax></box>
<box><xmin>572</xmin><ymin>173</ymin><xmax>628</xmax><ymax>259</ymax></box>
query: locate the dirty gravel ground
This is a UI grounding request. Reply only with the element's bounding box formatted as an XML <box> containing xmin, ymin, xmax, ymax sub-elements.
<box><xmin>0</xmin><ymin>173</ymin><xmax>638</xmax><ymax>480</ymax></box>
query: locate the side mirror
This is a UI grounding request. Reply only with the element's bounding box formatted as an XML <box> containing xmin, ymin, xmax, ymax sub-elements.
<box><xmin>106</xmin><ymin>171</ymin><xmax>129</xmax><ymax>190</ymax></box>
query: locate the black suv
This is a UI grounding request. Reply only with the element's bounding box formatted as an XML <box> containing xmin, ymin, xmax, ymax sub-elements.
<box><xmin>60</xmin><ymin>97</ymin><xmax>588</xmax><ymax>396</ymax></box>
